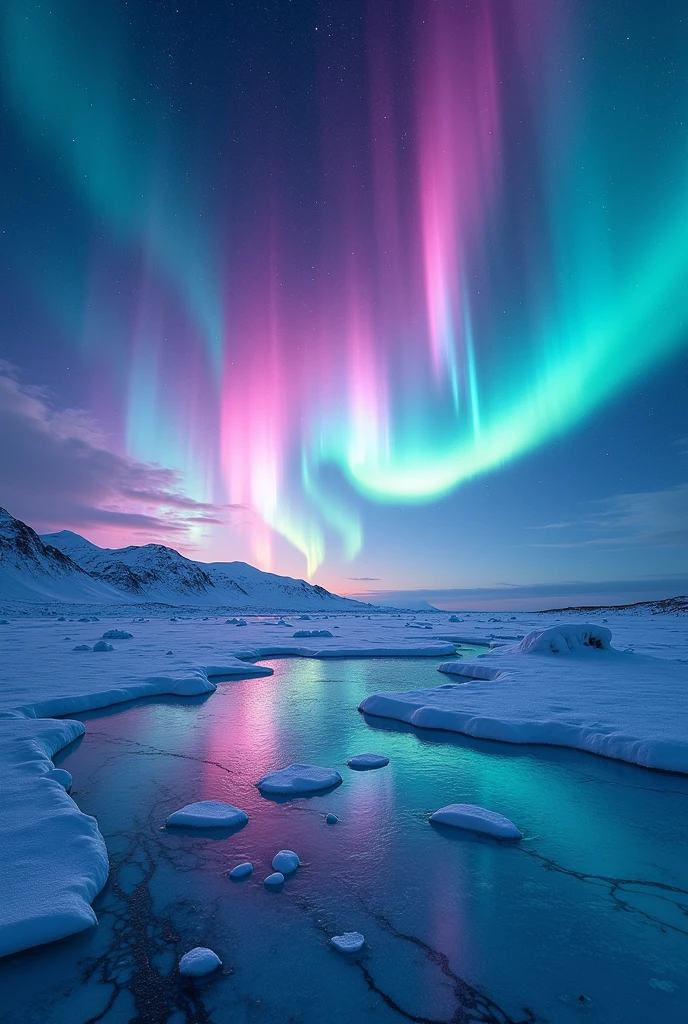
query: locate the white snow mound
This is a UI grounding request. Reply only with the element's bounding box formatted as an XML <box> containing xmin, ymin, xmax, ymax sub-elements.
<box><xmin>518</xmin><ymin>623</ymin><xmax>612</xmax><ymax>654</ymax></box>
<box><xmin>272</xmin><ymin>850</ymin><xmax>300</xmax><ymax>873</ymax></box>
<box><xmin>430</xmin><ymin>804</ymin><xmax>522</xmax><ymax>839</ymax></box>
<box><xmin>179</xmin><ymin>946</ymin><xmax>222</xmax><ymax>976</ymax></box>
<box><xmin>257</xmin><ymin>763</ymin><xmax>342</xmax><ymax>795</ymax></box>
<box><xmin>165</xmin><ymin>801</ymin><xmax>248</xmax><ymax>828</ymax></box>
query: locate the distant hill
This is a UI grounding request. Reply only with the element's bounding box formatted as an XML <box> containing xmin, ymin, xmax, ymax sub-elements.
<box><xmin>0</xmin><ymin>507</ymin><xmax>370</xmax><ymax>610</ymax></box>
<box><xmin>537</xmin><ymin>596</ymin><xmax>687</xmax><ymax>615</ymax></box>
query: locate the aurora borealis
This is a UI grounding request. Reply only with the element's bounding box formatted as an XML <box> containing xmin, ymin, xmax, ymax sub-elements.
<box><xmin>1</xmin><ymin>0</ymin><xmax>687</xmax><ymax>601</ymax></box>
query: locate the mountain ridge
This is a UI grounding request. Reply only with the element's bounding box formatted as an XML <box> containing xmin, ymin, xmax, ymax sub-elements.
<box><xmin>0</xmin><ymin>509</ymin><xmax>368</xmax><ymax>610</ymax></box>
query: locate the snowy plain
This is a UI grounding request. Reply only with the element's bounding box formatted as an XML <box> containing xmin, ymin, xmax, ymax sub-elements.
<box><xmin>0</xmin><ymin>606</ymin><xmax>686</xmax><ymax>960</ymax></box>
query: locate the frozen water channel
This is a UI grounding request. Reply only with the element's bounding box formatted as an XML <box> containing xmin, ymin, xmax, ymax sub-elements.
<box><xmin>1</xmin><ymin>650</ymin><xmax>687</xmax><ymax>1023</ymax></box>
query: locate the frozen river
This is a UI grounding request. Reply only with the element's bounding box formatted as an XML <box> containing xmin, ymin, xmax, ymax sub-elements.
<box><xmin>1</xmin><ymin>650</ymin><xmax>686</xmax><ymax>1023</ymax></box>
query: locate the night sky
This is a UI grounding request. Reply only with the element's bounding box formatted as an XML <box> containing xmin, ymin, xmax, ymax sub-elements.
<box><xmin>1</xmin><ymin>0</ymin><xmax>687</xmax><ymax>608</ymax></box>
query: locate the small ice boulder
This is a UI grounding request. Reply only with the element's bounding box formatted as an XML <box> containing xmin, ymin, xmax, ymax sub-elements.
<box><xmin>298</xmin><ymin>614</ymin><xmax>311</xmax><ymax>620</ymax></box>
<box><xmin>45</xmin><ymin>768</ymin><xmax>72</xmax><ymax>791</ymax></box>
<box><xmin>78</xmin><ymin>616</ymin><xmax>90</xmax><ymax>622</ymax></box>
<box><xmin>346</xmin><ymin>753</ymin><xmax>389</xmax><ymax>771</ymax></box>
<box><xmin>93</xmin><ymin>641</ymin><xmax>114</xmax><ymax>652</ymax></box>
<box><xmin>330</xmin><ymin>932</ymin><xmax>364</xmax><ymax>954</ymax></box>
<box><xmin>166</xmin><ymin>801</ymin><xmax>249</xmax><ymax>829</ymax></box>
<box><xmin>448</xmin><ymin>615</ymin><xmax>461</xmax><ymax>622</ymax></box>
<box><xmin>166</xmin><ymin>650</ymin><xmax>173</xmax><ymax>655</ymax></box>
<box><xmin>225</xmin><ymin>618</ymin><xmax>238</xmax><ymax>624</ymax></box>
<box><xmin>257</xmin><ymin>763</ymin><xmax>342</xmax><ymax>795</ymax></box>
<box><xmin>272</xmin><ymin>850</ymin><xmax>300</xmax><ymax>874</ymax></box>
<box><xmin>429</xmin><ymin>804</ymin><xmax>522</xmax><ymax>839</ymax></box>
<box><xmin>73</xmin><ymin>644</ymin><xmax>91</xmax><ymax>652</ymax></box>
<box><xmin>264</xmin><ymin>871</ymin><xmax>285</xmax><ymax>887</ymax></box>
<box><xmin>229</xmin><ymin>862</ymin><xmax>253</xmax><ymax>879</ymax></box>
<box><xmin>326</xmin><ymin>812</ymin><xmax>339</xmax><ymax>824</ymax></box>
<box><xmin>178</xmin><ymin>947</ymin><xmax>222</xmax><ymax>977</ymax></box>
<box><xmin>102</xmin><ymin>629</ymin><xmax>133</xmax><ymax>640</ymax></box>
<box><xmin>0</xmin><ymin>619</ymin><xmax>9</xmax><ymax>625</ymax></box>
<box><xmin>236</xmin><ymin>618</ymin><xmax>247</xmax><ymax>626</ymax></box>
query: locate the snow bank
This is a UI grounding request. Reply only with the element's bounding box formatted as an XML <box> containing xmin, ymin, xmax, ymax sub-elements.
<box><xmin>360</xmin><ymin>623</ymin><xmax>688</xmax><ymax>773</ymax></box>
<box><xmin>0</xmin><ymin>718</ymin><xmax>108</xmax><ymax>958</ymax></box>
<box><xmin>429</xmin><ymin>804</ymin><xmax>522</xmax><ymax>838</ymax></box>
<box><xmin>165</xmin><ymin>801</ymin><xmax>248</xmax><ymax>829</ymax></box>
<box><xmin>257</xmin><ymin>763</ymin><xmax>342</xmax><ymax>795</ymax></box>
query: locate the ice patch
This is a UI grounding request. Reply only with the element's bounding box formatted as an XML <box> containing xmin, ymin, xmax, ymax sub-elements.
<box><xmin>429</xmin><ymin>804</ymin><xmax>522</xmax><ymax>839</ymax></box>
<box><xmin>165</xmin><ymin>801</ymin><xmax>248</xmax><ymax>829</ymax></box>
<box><xmin>346</xmin><ymin>753</ymin><xmax>389</xmax><ymax>770</ymax></box>
<box><xmin>257</xmin><ymin>763</ymin><xmax>343</xmax><ymax>795</ymax></box>
<box><xmin>178</xmin><ymin>947</ymin><xmax>222</xmax><ymax>976</ymax></box>
<box><xmin>271</xmin><ymin>850</ymin><xmax>300</xmax><ymax>874</ymax></box>
<box><xmin>330</xmin><ymin>931</ymin><xmax>365</xmax><ymax>953</ymax></box>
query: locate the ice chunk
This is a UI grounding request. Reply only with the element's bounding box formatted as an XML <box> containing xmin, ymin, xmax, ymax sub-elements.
<box><xmin>229</xmin><ymin>862</ymin><xmax>253</xmax><ymax>879</ymax></box>
<box><xmin>236</xmin><ymin>619</ymin><xmax>247</xmax><ymax>626</ymax></box>
<box><xmin>346</xmin><ymin>753</ymin><xmax>389</xmax><ymax>770</ymax></box>
<box><xmin>293</xmin><ymin>629</ymin><xmax>334</xmax><ymax>638</ymax></box>
<box><xmin>45</xmin><ymin>768</ymin><xmax>72</xmax><ymax>791</ymax></box>
<box><xmin>429</xmin><ymin>804</ymin><xmax>522</xmax><ymax>839</ymax></box>
<box><xmin>272</xmin><ymin>850</ymin><xmax>299</xmax><ymax>874</ymax></box>
<box><xmin>92</xmin><ymin>641</ymin><xmax>114</xmax><ymax>652</ymax></box>
<box><xmin>166</xmin><ymin>801</ymin><xmax>249</xmax><ymax>829</ymax></box>
<box><xmin>257</xmin><ymin>763</ymin><xmax>342</xmax><ymax>795</ymax></box>
<box><xmin>326</xmin><ymin>812</ymin><xmax>339</xmax><ymax>824</ymax></box>
<box><xmin>330</xmin><ymin>931</ymin><xmax>365</xmax><ymax>953</ymax></box>
<box><xmin>101</xmin><ymin>629</ymin><xmax>133</xmax><ymax>640</ymax></box>
<box><xmin>73</xmin><ymin>644</ymin><xmax>91</xmax><ymax>652</ymax></box>
<box><xmin>264</xmin><ymin>871</ymin><xmax>285</xmax><ymax>887</ymax></box>
<box><xmin>178</xmin><ymin>947</ymin><xmax>222</xmax><ymax>976</ymax></box>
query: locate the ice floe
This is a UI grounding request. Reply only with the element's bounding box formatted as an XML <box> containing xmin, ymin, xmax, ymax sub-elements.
<box><xmin>330</xmin><ymin>931</ymin><xmax>365</xmax><ymax>953</ymax></box>
<box><xmin>178</xmin><ymin>947</ymin><xmax>222</xmax><ymax>976</ymax></box>
<box><xmin>257</xmin><ymin>763</ymin><xmax>343</xmax><ymax>795</ymax></box>
<box><xmin>165</xmin><ymin>801</ymin><xmax>248</xmax><ymax>829</ymax></box>
<box><xmin>346</xmin><ymin>753</ymin><xmax>389</xmax><ymax>770</ymax></box>
<box><xmin>429</xmin><ymin>804</ymin><xmax>522</xmax><ymax>838</ymax></box>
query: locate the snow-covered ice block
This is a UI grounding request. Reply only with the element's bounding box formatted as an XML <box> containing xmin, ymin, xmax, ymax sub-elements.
<box><xmin>166</xmin><ymin>801</ymin><xmax>248</xmax><ymax>829</ymax></box>
<box><xmin>92</xmin><ymin>641</ymin><xmax>114</xmax><ymax>652</ymax></box>
<box><xmin>45</xmin><ymin>768</ymin><xmax>72</xmax><ymax>791</ymax></box>
<box><xmin>331</xmin><ymin>931</ymin><xmax>365</xmax><ymax>953</ymax></box>
<box><xmin>264</xmin><ymin>871</ymin><xmax>285</xmax><ymax>887</ymax></box>
<box><xmin>326</xmin><ymin>812</ymin><xmax>339</xmax><ymax>824</ymax></box>
<box><xmin>346</xmin><ymin>753</ymin><xmax>389</xmax><ymax>770</ymax></box>
<box><xmin>272</xmin><ymin>850</ymin><xmax>299</xmax><ymax>874</ymax></box>
<box><xmin>102</xmin><ymin>629</ymin><xmax>133</xmax><ymax>640</ymax></box>
<box><xmin>518</xmin><ymin>623</ymin><xmax>612</xmax><ymax>654</ymax></box>
<box><xmin>229</xmin><ymin>862</ymin><xmax>253</xmax><ymax>879</ymax></box>
<box><xmin>429</xmin><ymin>804</ymin><xmax>522</xmax><ymax>839</ymax></box>
<box><xmin>179</xmin><ymin>947</ymin><xmax>222</xmax><ymax>976</ymax></box>
<box><xmin>257</xmin><ymin>763</ymin><xmax>342</xmax><ymax>795</ymax></box>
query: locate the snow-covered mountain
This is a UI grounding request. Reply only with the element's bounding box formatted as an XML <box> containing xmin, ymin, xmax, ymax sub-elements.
<box><xmin>25</xmin><ymin>519</ymin><xmax>367</xmax><ymax>610</ymax></box>
<box><xmin>0</xmin><ymin>510</ymin><xmax>125</xmax><ymax>603</ymax></box>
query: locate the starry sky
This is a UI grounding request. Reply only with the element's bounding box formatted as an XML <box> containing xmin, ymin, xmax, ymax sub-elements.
<box><xmin>1</xmin><ymin>0</ymin><xmax>687</xmax><ymax>609</ymax></box>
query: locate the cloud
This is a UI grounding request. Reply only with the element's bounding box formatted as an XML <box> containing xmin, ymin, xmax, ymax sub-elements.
<box><xmin>346</xmin><ymin>576</ymin><xmax>381</xmax><ymax>581</ymax></box>
<box><xmin>0</xmin><ymin>366</ymin><xmax>231</xmax><ymax>542</ymax></box>
<box><xmin>530</xmin><ymin>484</ymin><xmax>688</xmax><ymax>549</ymax></box>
